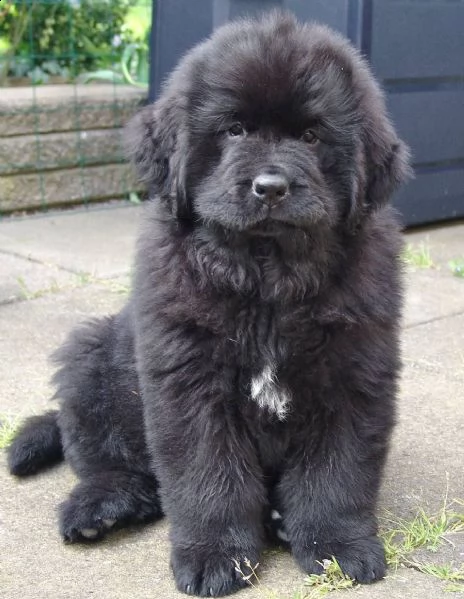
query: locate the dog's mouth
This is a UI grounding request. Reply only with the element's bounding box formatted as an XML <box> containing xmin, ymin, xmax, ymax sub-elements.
<box><xmin>246</xmin><ymin>218</ymin><xmax>300</xmax><ymax>237</ymax></box>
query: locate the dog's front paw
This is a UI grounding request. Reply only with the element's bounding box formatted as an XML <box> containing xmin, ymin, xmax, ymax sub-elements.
<box><xmin>171</xmin><ymin>546</ymin><xmax>256</xmax><ymax>597</ymax></box>
<box><xmin>293</xmin><ymin>535</ymin><xmax>386</xmax><ymax>584</ymax></box>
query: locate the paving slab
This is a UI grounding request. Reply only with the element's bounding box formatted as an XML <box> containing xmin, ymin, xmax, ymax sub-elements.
<box><xmin>0</xmin><ymin>204</ymin><xmax>141</xmax><ymax>277</ymax></box>
<box><xmin>402</xmin><ymin>220</ymin><xmax>464</xmax><ymax>327</ymax></box>
<box><xmin>0</xmin><ymin>282</ymin><xmax>127</xmax><ymax>416</ymax></box>
<box><xmin>402</xmin><ymin>312</ymin><xmax>464</xmax><ymax>379</ymax></box>
<box><xmin>403</xmin><ymin>268</ymin><xmax>464</xmax><ymax>327</ymax></box>
<box><xmin>382</xmin><ymin>367</ymin><xmax>464</xmax><ymax>518</ymax></box>
<box><xmin>405</xmin><ymin>221</ymin><xmax>464</xmax><ymax>269</ymax></box>
<box><xmin>0</xmin><ymin>253</ymin><xmax>81</xmax><ymax>305</ymax></box>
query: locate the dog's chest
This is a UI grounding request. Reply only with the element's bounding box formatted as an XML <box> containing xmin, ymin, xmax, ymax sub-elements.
<box><xmin>250</xmin><ymin>364</ymin><xmax>290</xmax><ymax>420</ymax></box>
<box><xmin>231</xmin><ymin>303</ymin><xmax>294</xmax><ymax>420</ymax></box>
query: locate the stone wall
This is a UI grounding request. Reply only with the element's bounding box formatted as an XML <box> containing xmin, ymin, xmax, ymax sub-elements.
<box><xmin>0</xmin><ymin>84</ymin><xmax>145</xmax><ymax>213</ymax></box>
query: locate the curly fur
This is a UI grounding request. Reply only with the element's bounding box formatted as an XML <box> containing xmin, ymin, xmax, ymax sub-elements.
<box><xmin>8</xmin><ymin>12</ymin><xmax>411</xmax><ymax>597</ymax></box>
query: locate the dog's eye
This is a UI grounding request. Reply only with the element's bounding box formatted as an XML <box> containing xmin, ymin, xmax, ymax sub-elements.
<box><xmin>302</xmin><ymin>129</ymin><xmax>319</xmax><ymax>145</ymax></box>
<box><xmin>228</xmin><ymin>123</ymin><xmax>245</xmax><ymax>137</ymax></box>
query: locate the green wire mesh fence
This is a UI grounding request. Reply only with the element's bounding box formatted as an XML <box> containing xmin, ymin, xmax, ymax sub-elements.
<box><xmin>0</xmin><ymin>0</ymin><xmax>152</xmax><ymax>215</ymax></box>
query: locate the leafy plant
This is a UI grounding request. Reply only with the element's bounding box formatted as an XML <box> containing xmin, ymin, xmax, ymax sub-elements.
<box><xmin>79</xmin><ymin>37</ymin><xmax>149</xmax><ymax>87</ymax></box>
<box><xmin>0</xmin><ymin>415</ymin><xmax>20</xmax><ymax>449</ymax></box>
<box><xmin>0</xmin><ymin>1</ymin><xmax>29</xmax><ymax>84</ymax></box>
<box><xmin>449</xmin><ymin>259</ymin><xmax>464</xmax><ymax>278</ymax></box>
<box><xmin>0</xmin><ymin>0</ymin><xmax>151</xmax><ymax>84</ymax></box>
<box><xmin>381</xmin><ymin>502</ymin><xmax>464</xmax><ymax>569</ymax></box>
<box><xmin>412</xmin><ymin>562</ymin><xmax>464</xmax><ymax>591</ymax></box>
<box><xmin>304</xmin><ymin>559</ymin><xmax>355</xmax><ymax>598</ymax></box>
<box><xmin>232</xmin><ymin>556</ymin><xmax>355</xmax><ymax>599</ymax></box>
<box><xmin>401</xmin><ymin>241</ymin><xmax>435</xmax><ymax>269</ymax></box>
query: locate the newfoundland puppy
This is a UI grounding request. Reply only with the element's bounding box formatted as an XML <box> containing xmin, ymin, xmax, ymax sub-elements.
<box><xmin>8</xmin><ymin>12</ymin><xmax>410</xmax><ymax>597</ymax></box>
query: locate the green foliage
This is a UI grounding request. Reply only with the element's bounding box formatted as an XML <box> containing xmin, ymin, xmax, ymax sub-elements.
<box><xmin>304</xmin><ymin>559</ymin><xmax>355</xmax><ymax>597</ymax></box>
<box><xmin>381</xmin><ymin>503</ymin><xmax>464</xmax><ymax>569</ymax></box>
<box><xmin>449</xmin><ymin>259</ymin><xmax>464</xmax><ymax>278</ymax></box>
<box><xmin>413</xmin><ymin>562</ymin><xmax>464</xmax><ymax>588</ymax></box>
<box><xmin>0</xmin><ymin>416</ymin><xmax>20</xmax><ymax>449</ymax></box>
<box><xmin>401</xmin><ymin>241</ymin><xmax>435</xmax><ymax>269</ymax></box>
<box><xmin>80</xmin><ymin>39</ymin><xmax>149</xmax><ymax>87</ymax></box>
<box><xmin>0</xmin><ymin>0</ymin><xmax>151</xmax><ymax>84</ymax></box>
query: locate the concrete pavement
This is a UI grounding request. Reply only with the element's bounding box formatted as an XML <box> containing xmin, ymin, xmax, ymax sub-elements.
<box><xmin>0</xmin><ymin>204</ymin><xmax>463</xmax><ymax>599</ymax></box>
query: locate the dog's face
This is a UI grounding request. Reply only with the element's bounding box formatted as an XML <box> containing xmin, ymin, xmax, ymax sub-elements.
<box><xmin>127</xmin><ymin>13</ymin><xmax>410</xmax><ymax>234</ymax></box>
<box><xmin>187</xmin><ymin>31</ymin><xmax>357</xmax><ymax>233</ymax></box>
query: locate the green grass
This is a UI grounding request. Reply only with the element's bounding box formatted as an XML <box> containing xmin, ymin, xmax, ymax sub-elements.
<box><xmin>381</xmin><ymin>502</ymin><xmax>464</xmax><ymax>567</ymax></box>
<box><xmin>75</xmin><ymin>271</ymin><xmax>93</xmax><ymax>286</ymax></box>
<box><xmin>233</xmin><ymin>556</ymin><xmax>355</xmax><ymax>599</ymax></box>
<box><xmin>229</xmin><ymin>498</ymin><xmax>464</xmax><ymax>598</ymax></box>
<box><xmin>129</xmin><ymin>191</ymin><xmax>143</xmax><ymax>204</ymax></box>
<box><xmin>100</xmin><ymin>278</ymin><xmax>131</xmax><ymax>295</ymax></box>
<box><xmin>232</xmin><ymin>498</ymin><xmax>464</xmax><ymax>598</ymax></box>
<box><xmin>16</xmin><ymin>276</ymin><xmax>62</xmax><ymax>301</ymax></box>
<box><xmin>303</xmin><ymin>559</ymin><xmax>355</xmax><ymax>598</ymax></box>
<box><xmin>232</xmin><ymin>558</ymin><xmax>281</xmax><ymax>598</ymax></box>
<box><xmin>412</xmin><ymin>562</ymin><xmax>464</xmax><ymax>592</ymax></box>
<box><xmin>402</xmin><ymin>241</ymin><xmax>435</xmax><ymax>268</ymax></box>
<box><xmin>445</xmin><ymin>583</ymin><xmax>464</xmax><ymax>594</ymax></box>
<box><xmin>75</xmin><ymin>271</ymin><xmax>131</xmax><ymax>295</ymax></box>
<box><xmin>383</xmin><ymin>510</ymin><xmax>452</xmax><ymax>565</ymax></box>
<box><xmin>0</xmin><ymin>416</ymin><xmax>20</xmax><ymax>449</ymax></box>
<box><xmin>15</xmin><ymin>271</ymin><xmax>130</xmax><ymax>302</ymax></box>
<box><xmin>449</xmin><ymin>259</ymin><xmax>464</xmax><ymax>279</ymax></box>
<box><xmin>380</xmin><ymin>497</ymin><xmax>464</xmax><ymax>594</ymax></box>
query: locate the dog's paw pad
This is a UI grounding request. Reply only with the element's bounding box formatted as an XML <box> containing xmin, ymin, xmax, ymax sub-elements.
<box><xmin>103</xmin><ymin>518</ymin><xmax>116</xmax><ymax>528</ymax></box>
<box><xmin>59</xmin><ymin>493</ymin><xmax>127</xmax><ymax>542</ymax></box>
<box><xmin>276</xmin><ymin>527</ymin><xmax>289</xmax><ymax>542</ymax></box>
<box><xmin>80</xmin><ymin>528</ymin><xmax>99</xmax><ymax>539</ymax></box>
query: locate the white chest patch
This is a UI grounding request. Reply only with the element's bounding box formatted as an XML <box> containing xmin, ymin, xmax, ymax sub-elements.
<box><xmin>250</xmin><ymin>365</ymin><xmax>290</xmax><ymax>420</ymax></box>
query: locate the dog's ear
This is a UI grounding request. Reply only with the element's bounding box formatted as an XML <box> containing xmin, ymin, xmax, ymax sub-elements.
<box><xmin>348</xmin><ymin>87</ymin><xmax>412</xmax><ymax>229</ymax></box>
<box><xmin>363</xmin><ymin>121</ymin><xmax>411</xmax><ymax>210</ymax></box>
<box><xmin>125</xmin><ymin>98</ymin><xmax>191</xmax><ymax>220</ymax></box>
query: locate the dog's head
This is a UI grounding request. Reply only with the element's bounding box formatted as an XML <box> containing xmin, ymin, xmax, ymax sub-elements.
<box><xmin>127</xmin><ymin>13</ymin><xmax>411</xmax><ymax>233</ymax></box>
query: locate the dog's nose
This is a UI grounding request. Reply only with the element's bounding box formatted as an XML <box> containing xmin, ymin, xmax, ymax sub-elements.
<box><xmin>252</xmin><ymin>174</ymin><xmax>289</xmax><ymax>205</ymax></box>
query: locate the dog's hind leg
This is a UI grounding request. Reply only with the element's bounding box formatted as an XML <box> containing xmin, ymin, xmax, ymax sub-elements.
<box><xmin>51</xmin><ymin>308</ymin><xmax>163</xmax><ymax>541</ymax></box>
<box><xmin>59</xmin><ymin>470</ymin><xmax>162</xmax><ymax>542</ymax></box>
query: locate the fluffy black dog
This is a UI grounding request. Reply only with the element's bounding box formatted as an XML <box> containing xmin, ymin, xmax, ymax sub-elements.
<box><xmin>8</xmin><ymin>12</ymin><xmax>410</xmax><ymax>597</ymax></box>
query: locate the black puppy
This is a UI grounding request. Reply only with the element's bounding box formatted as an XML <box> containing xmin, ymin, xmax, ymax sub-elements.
<box><xmin>8</xmin><ymin>12</ymin><xmax>410</xmax><ymax>597</ymax></box>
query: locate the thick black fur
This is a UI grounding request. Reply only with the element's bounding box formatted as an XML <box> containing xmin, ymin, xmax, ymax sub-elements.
<box><xmin>7</xmin><ymin>411</ymin><xmax>63</xmax><ymax>476</ymax></box>
<box><xmin>8</xmin><ymin>12</ymin><xmax>411</xmax><ymax>597</ymax></box>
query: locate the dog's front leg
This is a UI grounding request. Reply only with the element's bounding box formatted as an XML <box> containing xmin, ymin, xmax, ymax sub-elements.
<box><xmin>277</xmin><ymin>396</ymin><xmax>393</xmax><ymax>585</ymax></box>
<box><xmin>140</xmin><ymin>350</ymin><xmax>265</xmax><ymax>597</ymax></box>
